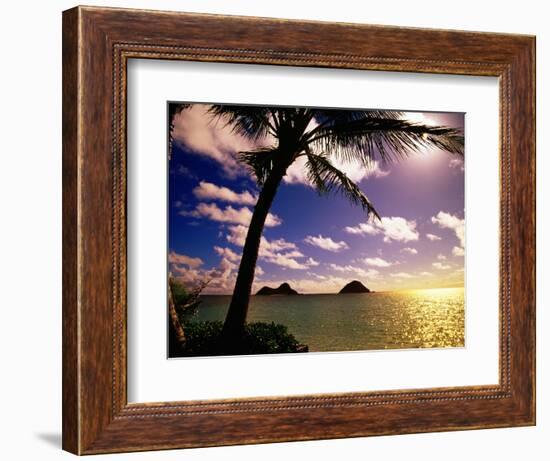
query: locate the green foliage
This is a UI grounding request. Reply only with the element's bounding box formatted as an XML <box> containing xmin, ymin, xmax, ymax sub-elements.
<box><xmin>172</xmin><ymin>320</ymin><xmax>308</xmax><ymax>357</ymax></box>
<box><xmin>169</xmin><ymin>279</ymin><xmax>205</xmax><ymax>321</ymax></box>
<box><xmin>169</xmin><ymin>279</ymin><xmax>190</xmax><ymax>309</ymax></box>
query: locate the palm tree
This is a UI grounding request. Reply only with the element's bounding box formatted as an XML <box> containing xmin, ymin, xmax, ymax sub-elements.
<box><xmin>171</xmin><ymin>105</ymin><xmax>464</xmax><ymax>349</ymax></box>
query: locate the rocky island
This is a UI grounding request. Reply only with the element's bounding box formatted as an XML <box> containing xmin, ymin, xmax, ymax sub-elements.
<box><xmin>339</xmin><ymin>280</ymin><xmax>371</xmax><ymax>294</ymax></box>
<box><xmin>256</xmin><ymin>282</ymin><xmax>299</xmax><ymax>296</ymax></box>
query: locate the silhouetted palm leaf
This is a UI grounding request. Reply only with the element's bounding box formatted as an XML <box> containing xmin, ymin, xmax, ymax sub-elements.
<box><xmin>307</xmin><ymin>117</ymin><xmax>464</xmax><ymax>166</ymax></box>
<box><xmin>305</xmin><ymin>151</ymin><xmax>380</xmax><ymax>219</ymax></box>
<box><xmin>208</xmin><ymin>105</ymin><xmax>276</xmax><ymax>141</ymax></box>
<box><xmin>238</xmin><ymin>148</ymin><xmax>280</xmax><ymax>186</ymax></box>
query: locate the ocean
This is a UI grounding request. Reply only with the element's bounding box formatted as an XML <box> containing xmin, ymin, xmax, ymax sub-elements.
<box><xmin>191</xmin><ymin>287</ymin><xmax>465</xmax><ymax>352</ymax></box>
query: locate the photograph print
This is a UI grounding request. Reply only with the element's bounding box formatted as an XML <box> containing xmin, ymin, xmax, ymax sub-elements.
<box><xmin>168</xmin><ymin>103</ymin><xmax>465</xmax><ymax>358</ymax></box>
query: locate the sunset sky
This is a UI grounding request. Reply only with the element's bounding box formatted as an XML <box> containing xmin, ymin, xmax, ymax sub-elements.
<box><xmin>168</xmin><ymin>104</ymin><xmax>465</xmax><ymax>294</ymax></box>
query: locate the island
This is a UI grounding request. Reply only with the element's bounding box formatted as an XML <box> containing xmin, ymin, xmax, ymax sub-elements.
<box><xmin>256</xmin><ymin>282</ymin><xmax>299</xmax><ymax>296</ymax></box>
<box><xmin>338</xmin><ymin>280</ymin><xmax>371</xmax><ymax>294</ymax></box>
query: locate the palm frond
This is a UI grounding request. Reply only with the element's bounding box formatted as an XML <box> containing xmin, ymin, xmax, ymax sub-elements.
<box><xmin>305</xmin><ymin>151</ymin><xmax>380</xmax><ymax>219</ymax></box>
<box><xmin>307</xmin><ymin>118</ymin><xmax>464</xmax><ymax>166</ymax></box>
<box><xmin>169</xmin><ymin>103</ymin><xmax>193</xmax><ymax>120</ymax></box>
<box><xmin>238</xmin><ymin>148</ymin><xmax>280</xmax><ymax>186</ymax></box>
<box><xmin>208</xmin><ymin>105</ymin><xmax>275</xmax><ymax>141</ymax></box>
<box><xmin>313</xmin><ymin>109</ymin><xmax>405</xmax><ymax>125</ymax></box>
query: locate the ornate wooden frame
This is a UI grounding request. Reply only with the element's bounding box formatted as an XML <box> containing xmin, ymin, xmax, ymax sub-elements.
<box><xmin>62</xmin><ymin>6</ymin><xmax>536</xmax><ymax>455</ymax></box>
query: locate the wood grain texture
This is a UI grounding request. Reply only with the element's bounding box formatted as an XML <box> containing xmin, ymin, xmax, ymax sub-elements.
<box><xmin>62</xmin><ymin>5</ymin><xmax>536</xmax><ymax>455</ymax></box>
<box><xmin>62</xmin><ymin>7</ymin><xmax>80</xmax><ymax>454</ymax></box>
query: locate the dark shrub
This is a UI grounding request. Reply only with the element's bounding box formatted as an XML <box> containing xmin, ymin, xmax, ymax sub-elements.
<box><xmin>169</xmin><ymin>279</ymin><xmax>193</xmax><ymax>310</ymax></box>
<box><xmin>172</xmin><ymin>320</ymin><xmax>308</xmax><ymax>357</ymax></box>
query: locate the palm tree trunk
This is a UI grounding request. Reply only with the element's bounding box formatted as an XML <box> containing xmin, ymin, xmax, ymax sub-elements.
<box><xmin>220</xmin><ymin>163</ymin><xmax>287</xmax><ymax>350</ymax></box>
<box><xmin>168</xmin><ymin>280</ymin><xmax>186</xmax><ymax>351</ymax></box>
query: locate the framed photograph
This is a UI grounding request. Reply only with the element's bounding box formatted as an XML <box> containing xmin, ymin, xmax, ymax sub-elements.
<box><xmin>62</xmin><ymin>6</ymin><xmax>535</xmax><ymax>455</ymax></box>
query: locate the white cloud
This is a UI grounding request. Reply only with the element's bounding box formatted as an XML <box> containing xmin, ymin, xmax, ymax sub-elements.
<box><xmin>329</xmin><ymin>264</ymin><xmax>379</xmax><ymax>279</ymax></box>
<box><xmin>218</xmin><ymin>256</ymin><xmax>238</xmax><ymax>272</ymax></box>
<box><xmin>264</xmin><ymin>253</ymin><xmax>310</xmax><ymax>270</ymax></box>
<box><xmin>363</xmin><ymin>257</ymin><xmax>392</xmax><ymax>268</ymax></box>
<box><xmin>264</xmin><ymin>238</ymin><xmax>298</xmax><ymax>253</ymax></box>
<box><xmin>345</xmin><ymin>216</ymin><xmax>419</xmax><ymax>243</ymax></box>
<box><xmin>449</xmin><ymin>158</ymin><xmax>465</xmax><ymax>172</ymax></box>
<box><xmin>193</xmin><ymin>181</ymin><xmax>257</xmax><ymax>205</ymax></box>
<box><xmin>420</xmin><ymin>271</ymin><xmax>434</xmax><ymax>276</ymax></box>
<box><xmin>168</xmin><ymin>250</ymin><xmax>203</xmax><ymax>268</ymax></box>
<box><xmin>437</xmin><ymin>254</ymin><xmax>447</xmax><ymax>261</ymax></box>
<box><xmin>226</xmin><ymin>224</ymin><xmax>248</xmax><ymax>247</ymax></box>
<box><xmin>171</xmin><ymin>253</ymin><xmax>237</xmax><ymax>294</ymax></box>
<box><xmin>426</xmin><ymin>233</ymin><xmax>442</xmax><ymax>241</ymax></box>
<box><xmin>183</xmin><ymin>202</ymin><xmax>281</xmax><ymax>227</ymax></box>
<box><xmin>432</xmin><ymin>262</ymin><xmax>452</xmax><ymax>270</ymax></box>
<box><xmin>284</xmin><ymin>155</ymin><xmax>390</xmax><ymax>187</ymax></box>
<box><xmin>171</xmin><ymin>105</ymin><xmax>273</xmax><ymax>178</ymax></box>
<box><xmin>307</xmin><ymin>272</ymin><xmax>327</xmax><ymax>280</ymax></box>
<box><xmin>344</xmin><ymin>221</ymin><xmax>378</xmax><ymax>236</ymax></box>
<box><xmin>214</xmin><ymin>246</ymin><xmax>241</xmax><ymax>262</ymax></box>
<box><xmin>431</xmin><ymin>211</ymin><xmax>465</xmax><ymax>254</ymax></box>
<box><xmin>390</xmin><ymin>272</ymin><xmax>413</xmax><ymax>278</ymax></box>
<box><xmin>226</xmin><ymin>225</ymin><xmax>316</xmax><ymax>270</ymax></box>
<box><xmin>401</xmin><ymin>247</ymin><xmax>418</xmax><ymax>255</ymax></box>
<box><xmin>305</xmin><ymin>257</ymin><xmax>320</xmax><ymax>267</ymax></box>
<box><xmin>452</xmin><ymin>246</ymin><xmax>465</xmax><ymax>256</ymax></box>
<box><xmin>304</xmin><ymin>234</ymin><xmax>349</xmax><ymax>252</ymax></box>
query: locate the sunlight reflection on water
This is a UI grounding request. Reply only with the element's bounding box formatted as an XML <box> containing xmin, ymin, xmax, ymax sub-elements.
<box><xmin>192</xmin><ymin>287</ymin><xmax>465</xmax><ymax>352</ymax></box>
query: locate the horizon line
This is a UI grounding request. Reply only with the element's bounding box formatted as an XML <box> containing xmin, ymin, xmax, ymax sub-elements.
<box><xmin>201</xmin><ymin>285</ymin><xmax>465</xmax><ymax>296</ymax></box>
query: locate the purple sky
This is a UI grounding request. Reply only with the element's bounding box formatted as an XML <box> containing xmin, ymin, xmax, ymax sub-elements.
<box><xmin>169</xmin><ymin>104</ymin><xmax>465</xmax><ymax>294</ymax></box>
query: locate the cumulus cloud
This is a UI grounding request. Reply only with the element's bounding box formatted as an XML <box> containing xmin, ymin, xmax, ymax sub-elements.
<box><xmin>362</xmin><ymin>257</ymin><xmax>393</xmax><ymax>268</ymax></box>
<box><xmin>193</xmin><ymin>181</ymin><xmax>257</xmax><ymax>205</ymax></box>
<box><xmin>452</xmin><ymin>246</ymin><xmax>465</xmax><ymax>256</ymax></box>
<box><xmin>214</xmin><ymin>246</ymin><xmax>241</xmax><ymax>262</ymax></box>
<box><xmin>171</xmin><ymin>251</ymin><xmax>236</xmax><ymax>294</ymax></box>
<box><xmin>305</xmin><ymin>257</ymin><xmax>320</xmax><ymax>267</ymax></box>
<box><xmin>172</xmin><ymin>248</ymin><xmax>266</xmax><ymax>295</ymax></box>
<box><xmin>401</xmin><ymin>247</ymin><xmax>418</xmax><ymax>255</ymax></box>
<box><xmin>182</xmin><ymin>203</ymin><xmax>281</xmax><ymax>227</ymax></box>
<box><xmin>449</xmin><ymin>158</ymin><xmax>465</xmax><ymax>172</ymax></box>
<box><xmin>437</xmin><ymin>254</ymin><xmax>447</xmax><ymax>261</ymax></box>
<box><xmin>420</xmin><ymin>271</ymin><xmax>434</xmax><ymax>276</ymax></box>
<box><xmin>226</xmin><ymin>225</ymin><xmax>316</xmax><ymax>270</ymax></box>
<box><xmin>226</xmin><ymin>224</ymin><xmax>248</xmax><ymax>247</ymax></box>
<box><xmin>345</xmin><ymin>216</ymin><xmax>419</xmax><ymax>243</ymax></box>
<box><xmin>329</xmin><ymin>263</ymin><xmax>379</xmax><ymax>279</ymax></box>
<box><xmin>171</xmin><ymin>105</ymin><xmax>272</xmax><ymax>177</ymax></box>
<box><xmin>432</xmin><ymin>262</ymin><xmax>451</xmax><ymax>270</ymax></box>
<box><xmin>218</xmin><ymin>256</ymin><xmax>238</xmax><ymax>272</ymax></box>
<box><xmin>431</xmin><ymin>211</ymin><xmax>465</xmax><ymax>255</ymax></box>
<box><xmin>226</xmin><ymin>225</ymin><xmax>299</xmax><ymax>254</ymax></box>
<box><xmin>426</xmin><ymin>233</ymin><xmax>442</xmax><ymax>241</ymax></box>
<box><xmin>261</xmin><ymin>248</ymin><xmax>319</xmax><ymax>270</ymax></box>
<box><xmin>168</xmin><ymin>250</ymin><xmax>203</xmax><ymax>268</ymax></box>
<box><xmin>304</xmin><ymin>234</ymin><xmax>349</xmax><ymax>252</ymax></box>
<box><xmin>284</xmin><ymin>155</ymin><xmax>390</xmax><ymax>187</ymax></box>
<box><xmin>264</xmin><ymin>253</ymin><xmax>310</xmax><ymax>270</ymax></box>
<box><xmin>390</xmin><ymin>272</ymin><xmax>413</xmax><ymax>279</ymax></box>
<box><xmin>307</xmin><ymin>272</ymin><xmax>327</xmax><ymax>280</ymax></box>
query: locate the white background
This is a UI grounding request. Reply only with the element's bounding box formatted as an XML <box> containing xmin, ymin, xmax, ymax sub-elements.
<box><xmin>0</xmin><ymin>0</ymin><xmax>546</xmax><ymax>460</ymax></box>
<box><xmin>128</xmin><ymin>60</ymin><xmax>499</xmax><ymax>402</ymax></box>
